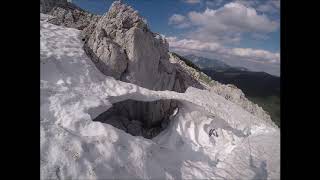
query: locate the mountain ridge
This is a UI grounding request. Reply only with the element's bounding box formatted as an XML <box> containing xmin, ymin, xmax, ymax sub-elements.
<box><xmin>185</xmin><ymin>54</ymin><xmax>276</xmax><ymax>73</ymax></box>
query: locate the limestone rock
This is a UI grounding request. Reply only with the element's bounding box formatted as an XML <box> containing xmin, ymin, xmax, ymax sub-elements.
<box><xmin>80</xmin><ymin>20</ymin><xmax>99</xmax><ymax>41</ymax></box>
<box><xmin>48</xmin><ymin>4</ymin><xmax>101</xmax><ymax>30</ymax></box>
<box><xmin>82</xmin><ymin>1</ymin><xmax>198</xmax><ymax>94</ymax></box>
<box><xmin>40</xmin><ymin>0</ymin><xmax>67</xmax><ymax>13</ymax></box>
<box><xmin>83</xmin><ymin>39</ymin><xmax>128</xmax><ymax>80</ymax></box>
<box><xmin>169</xmin><ymin>52</ymin><xmax>207</xmax><ymax>92</ymax></box>
<box><xmin>40</xmin><ymin>0</ymin><xmax>100</xmax><ymax>30</ymax></box>
<box><xmin>84</xmin><ymin>1</ymin><xmax>175</xmax><ymax>91</ymax></box>
<box><xmin>40</xmin><ymin>13</ymin><xmax>55</xmax><ymax>22</ymax></box>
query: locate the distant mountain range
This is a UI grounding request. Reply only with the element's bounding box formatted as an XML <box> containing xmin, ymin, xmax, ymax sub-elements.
<box><xmin>185</xmin><ymin>54</ymin><xmax>279</xmax><ymax>96</ymax></box>
<box><xmin>202</xmin><ymin>68</ymin><xmax>280</xmax><ymax>97</ymax></box>
<box><xmin>184</xmin><ymin>54</ymin><xmax>249</xmax><ymax>72</ymax></box>
<box><xmin>184</xmin><ymin>54</ymin><xmax>280</xmax><ymax>127</ymax></box>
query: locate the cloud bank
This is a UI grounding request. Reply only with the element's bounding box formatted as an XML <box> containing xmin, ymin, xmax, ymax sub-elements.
<box><xmin>169</xmin><ymin>2</ymin><xmax>279</xmax><ymax>43</ymax></box>
<box><xmin>166</xmin><ymin>1</ymin><xmax>280</xmax><ymax>76</ymax></box>
<box><xmin>166</xmin><ymin>36</ymin><xmax>279</xmax><ymax>64</ymax></box>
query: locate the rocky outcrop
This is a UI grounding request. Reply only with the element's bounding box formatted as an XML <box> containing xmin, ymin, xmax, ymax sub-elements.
<box><xmin>40</xmin><ymin>0</ymin><xmax>100</xmax><ymax>30</ymax></box>
<box><xmin>40</xmin><ymin>0</ymin><xmax>67</xmax><ymax>13</ymax></box>
<box><xmin>84</xmin><ymin>1</ymin><xmax>175</xmax><ymax>90</ymax></box>
<box><xmin>83</xmin><ymin>36</ymin><xmax>128</xmax><ymax>80</ymax></box>
<box><xmin>169</xmin><ymin>52</ymin><xmax>208</xmax><ymax>91</ymax></box>
<box><xmin>82</xmin><ymin>1</ymin><xmax>203</xmax><ymax>93</ymax></box>
<box><xmin>48</xmin><ymin>4</ymin><xmax>101</xmax><ymax>30</ymax></box>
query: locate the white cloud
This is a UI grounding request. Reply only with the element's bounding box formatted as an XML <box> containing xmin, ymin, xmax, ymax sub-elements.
<box><xmin>184</xmin><ymin>0</ymin><xmax>201</xmax><ymax>4</ymax></box>
<box><xmin>169</xmin><ymin>14</ymin><xmax>186</xmax><ymax>24</ymax></box>
<box><xmin>166</xmin><ymin>36</ymin><xmax>280</xmax><ymax>65</ymax></box>
<box><xmin>168</xmin><ymin>14</ymin><xmax>190</xmax><ymax>28</ymax></box>
<box><xmin>188</xmin><ymin>3</ymin><xmax>278</xmax><ymax>33</ymax></box>
<box><xmin>256</xmin><ymin>4</ymin><xmax>274</xmax><ymax>13</ymax></box>
<box><xmin>166</xmin><ymin>1</ymin><xmax>280</xmax><ymax>75</ymax></box>
<box><xmin>231</xmin><ymin>48</ymin><xmax>280</xmax><ymax>63</ymax></box>
<box><xmin>235</xmin><ymin>0</ymin><xmax>280</xmax><ymax>13</ymax></box>
<box><xmin>272</xmin><ymin>0</ymin><xmax>280</xmax><ymax>9</ymax></box>
<box><xmin>166</xmin><ymin>37</ymin><xmax>222</xmax><ymax>52</ymax></box>
<box><xmin>256</xmin><ymin>0</ymin><xmax>280</xmax><ymax>14</ymax></box>
<box><xmin>234</xmin><ymin>0</ymin><xmax>259</xmax><ymax>8</ymax></box>
<box><xmin>169</xmin><ymin>2</ymin><xmax>279</xmax><ymax>44</ymax></box>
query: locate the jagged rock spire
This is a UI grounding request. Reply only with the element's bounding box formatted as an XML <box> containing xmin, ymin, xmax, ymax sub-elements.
<box><xmin>84</xmin><ymin>0</ymin><xmax>173</xmax><ymax>89</ymax></box>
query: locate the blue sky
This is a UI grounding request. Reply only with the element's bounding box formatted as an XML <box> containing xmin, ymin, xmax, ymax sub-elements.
<box><xmin>72</xmin><ymin>0</ymin><xmax>280</xmax><ymax>76</ymax></box>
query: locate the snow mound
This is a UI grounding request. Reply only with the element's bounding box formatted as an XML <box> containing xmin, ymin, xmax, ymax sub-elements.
<box><xmin>41</xmin><ymin>20</ymin><xmax>279</xmax><ymax>179</ymax></box>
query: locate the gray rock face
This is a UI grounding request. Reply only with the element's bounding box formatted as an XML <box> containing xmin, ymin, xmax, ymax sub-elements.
<box><xmin>80</xmin><ymin>20</ymin><xmax>99</xmax><ymax>41</ymax></box>
<box><xmin>83</xmin><ymin>39</ymin><xmax>128</xmax><ymax>79</ymax></box>
<box><xmin>80</xmin><ymin>1</ymin><xmax>197</xmax><ymax>94</ymax></box>
<box><xmin>169</xmin><ymin>55</ymin><xmax>205</xmax><ymax>92</ymax></box>
<box><xmin>40</xmin><ymin>0</ymin><xmax>100</xmax><ymax>30</ymax></box>
<box><xmin>40</xmin><ymin>0</ymin><xmax>67</xmax><ymax>13</ymax></box>
<box><xmin>48</xmin><ymin>4</ymin><xmax>101</xmax><ymax>30</ymax></box>
<box><xmin>84</xmin><ymin>1</ymin><xmax>176</xmax><ymax>91</ymax></box>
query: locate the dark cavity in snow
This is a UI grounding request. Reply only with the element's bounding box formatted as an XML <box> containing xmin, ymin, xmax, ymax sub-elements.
<box><xmin>93</xmin><ymin>99</ymin><xmax>178</xmax><ymax>139</ymax></box>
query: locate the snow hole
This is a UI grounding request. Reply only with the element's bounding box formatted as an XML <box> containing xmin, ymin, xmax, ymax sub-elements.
<box><xmin>93</xmin><ymin>99</ymin><xmax>179</xmax><ymax>139</ymax></box>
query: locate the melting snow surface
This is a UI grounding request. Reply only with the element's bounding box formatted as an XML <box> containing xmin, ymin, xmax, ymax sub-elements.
<box><xmin>40</xmin><ymin>18</ymin><xmax>280</xmax><ymax>179</ymax></box>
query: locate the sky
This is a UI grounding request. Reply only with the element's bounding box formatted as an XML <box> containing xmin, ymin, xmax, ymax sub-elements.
<box><xmin>72</xmin><ymin>0</ymin><xmax>280</xmax><ymax>76</ymax></box>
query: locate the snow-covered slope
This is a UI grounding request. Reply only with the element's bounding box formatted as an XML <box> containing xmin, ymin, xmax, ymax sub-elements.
<box><xmin>40</xmin><ymin>14</ymin><xmax>279</xmax><ymax>179</ymax></box>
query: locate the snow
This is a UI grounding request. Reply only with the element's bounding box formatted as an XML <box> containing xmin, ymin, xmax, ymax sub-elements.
<box><xmin>40</xmin><ymin>18</ymin><xmax>280</xmax><ymax>179</ymax></box>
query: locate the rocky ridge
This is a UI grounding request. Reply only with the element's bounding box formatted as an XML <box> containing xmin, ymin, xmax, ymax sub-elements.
<box><xmin>40</xmin><ymin>0</ymin><xmax>67</xmax><ymax>13</ymax></box>
<box><xmin>40</xmin><ymin>0</ymin><xmax>101</xmax><ymax>30</ymax></box>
